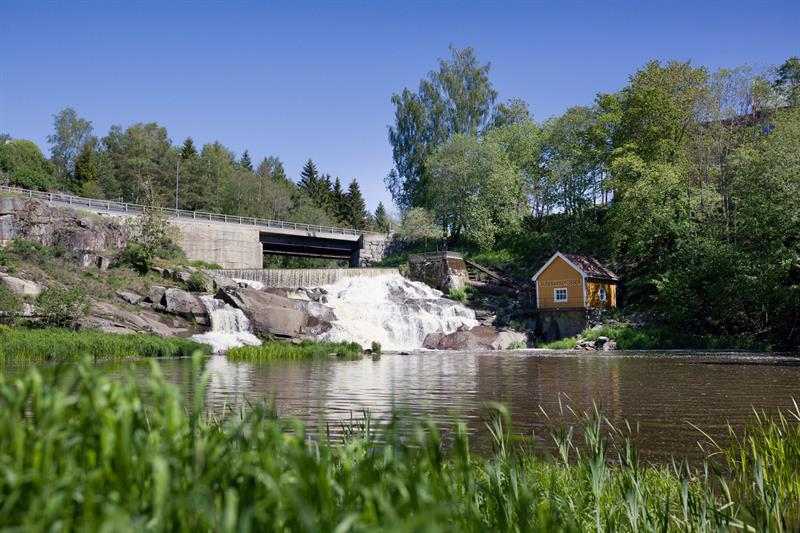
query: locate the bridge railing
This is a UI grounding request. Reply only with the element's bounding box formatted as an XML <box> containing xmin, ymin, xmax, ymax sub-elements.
<box><xmin>0</xmin><ymin>185</ymin><xmax>363</xmax><ymax>236</ymax></box>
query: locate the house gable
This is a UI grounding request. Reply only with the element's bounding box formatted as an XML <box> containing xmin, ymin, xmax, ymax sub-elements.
<box><xmin>533</xmin><ymin>253</ymin><xmax>586</xmax><ymax>308</ymax></box>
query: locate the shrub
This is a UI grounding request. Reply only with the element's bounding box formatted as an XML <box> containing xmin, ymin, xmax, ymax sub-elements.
<box><xmin>188</xmin><ymin>259</ymin><xmax>223</xmax><ymax>270</ymax></box>
<box><xmin>506</xmin><ymin>340</ymin><xmax>527</xmax><ymax>350</ymax></box>
<box><xmin>370</xmin><ymin>341</ymin><xmax>382</xmax><ymax>354</ymax></box>
<box><xmin>117</xmin><ymin>242</ymin><xmax>152</xmax><ymax>274</ymax></box>
<box><xmin>0</xmin><ymin>285</ymin><xmax>21</xmax><ymax>325</ymax></box>
<box><xmin>184</xmin><ymin>271</ymin><xmax>207</xmax><ymax>292</ymax></box>
<box><xmin>447</xmin><ymin>286</ymin><xmax>468</xmax><ymax>302</ymax></box>
<box><xmin>34</xmin><ymin>287</ymin><xmax>89</xmax><ymax>329</ymax></box>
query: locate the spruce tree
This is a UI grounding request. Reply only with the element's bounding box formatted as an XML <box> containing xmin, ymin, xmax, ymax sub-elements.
<box><xmin>374</xmin><ymin>201</ymin><xmax>390</xmax><ymax>232</ymax></box>
<box><xmin>298</xmin><ymin>159</ymin><xmax>319</xmax><ymax>199</ymax></box>
<box><xmin>331</xmin><ymin>177</ymin><xmax>348</xmax><ymax>223</ymax></box>
<box><xmin>345</xmin><ymin>179</ymin><xmax>369</xmax><ymax>229</ymax></box>
<box><xmin>240</xmin><ymin>149</ymin><xmax>253</xmax><ymax>171</ymax></box>
<box><xmin>180</xmin><ymin>137</ymin><xmax>198</xmax><ymax>160</ymax></box>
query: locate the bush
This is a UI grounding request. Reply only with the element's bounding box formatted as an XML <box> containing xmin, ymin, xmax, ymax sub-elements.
<box><xmin>447</xmin><ymin>286</ymin><xmax>468</xmax><ymax>302</ymax></box>
<box><xmin>187</xmin><ymin>259</ymin><xmax>223</xmax><ymax>270</ymax></box>
<box><xmin>34</xmin><ymin>287</ymin><xmax>89</xmax><ymax>329</ymax></box>
<box><xmin>506</xmin><ymin>340</ymin><xmax>527</xmax><ymax>350</ymax></box>
<box><xmin>370</xmin><ymin>341</ymin><xmax>382</xmax><ymax>354</ymax></box>
<box><xmin>0</xmin><ymin>285</ymin><xmax>21</xmax><ymax>325</ymax></box>
<box><xmin>117</xmin><ymin>242</ymin><xmax>152</xmax><ymax>274</ymax></box>
<box><xmin>184</xmin><ymin>271</ymin><xmax>207</xmax><ymax>292</ymax></box>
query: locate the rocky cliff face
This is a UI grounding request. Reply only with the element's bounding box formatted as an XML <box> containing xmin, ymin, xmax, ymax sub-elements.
<box><xmin>1</xmin><ymin>196</ymin><xmax>129</xmax><ymax>268</ymax></box>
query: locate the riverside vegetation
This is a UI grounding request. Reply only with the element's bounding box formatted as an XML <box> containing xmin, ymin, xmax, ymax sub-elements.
<box><xmin>0</xmin><ymin>354</ymin><xmax>799</xmax><ymax>531</ymax></box>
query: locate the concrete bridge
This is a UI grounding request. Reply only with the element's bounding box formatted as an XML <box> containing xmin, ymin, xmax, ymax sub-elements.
<box><xmin>0</xmin><ymin>186</ymin><xmax>395</xmax><ymax>269</ymax></box>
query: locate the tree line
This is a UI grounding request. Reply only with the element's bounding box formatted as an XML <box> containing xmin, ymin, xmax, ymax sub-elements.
<box><xmin>388</xmin><ymin>47</ymin><xmax>800</xmax><ymax>346</ymax></box>
<box><xmin>0</xmin><ymin>116</ymin><xmax>391</xmax><ymax>232</ymax></box>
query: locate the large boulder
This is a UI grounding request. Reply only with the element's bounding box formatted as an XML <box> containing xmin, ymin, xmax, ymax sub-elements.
<box><xmin>423</xmin><ymin>325</ymin><xmax>522</xmax><ymax>351</ymax></box>
<box><xmin>162</xmin><ymin>288</ymin><xmax>208</xmax><ymax>325</ymax></box>
<box><xmin>219</xmin><ymin>287</ymin><xmax>333</xmax><ymax>338</ymax></box>
<box><xmin>81</xmin><ymin>301</ymin><xmax>191</xmax><ymax>337</ymax></box>
<box><xmin>0</xmin><ymin>273</ymin><xmax>42</xmax><ymax>297</ymax></box>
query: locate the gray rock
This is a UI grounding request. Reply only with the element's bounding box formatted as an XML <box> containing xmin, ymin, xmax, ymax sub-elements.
<box><xmin>0</xmin><ymin>214</ymin><xmax>14</xmax><ymax>241</ymax></box>
<box><xmin>219</xmin><ymin>287</ymin><xmax>326</xmax><ymax>338</ymax></box>
<box><xmin>116</xmin><ymin>290</ymin><xmax>144</xmax><ymax>305</ymax></box>
<box><xmin>0</xmin><ymin>273</ymin><xmax>42</xmax><ymax>297</ymax></box>
<box><xmin>82</xmin><ymin>301</ymin><xmax>191</xmax><ymax>337</ymax></box>
<box><xmin>602</xmin><ymin>340</ymin><xmax>618</xmax><ymax>351</ymax></box>
<box><xmin>147</xmin><ymin>285</ymin><xmax>167</xmax><ymax>305</ymax></box>
<box><xmin>423</xmin><ymin>325</ymin><xmax>516</xmax><ymax>351</ymax></box>
<box><xmin>162</xmin><ymin>288</ymin><xmax>208</xmax><ymax>324</ymax></box>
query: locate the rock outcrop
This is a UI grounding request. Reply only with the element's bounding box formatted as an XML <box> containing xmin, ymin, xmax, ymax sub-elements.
<box><xmin>574</xmin><ymin>336</ymin><xmax>618</xmax><ymax>351</ymax></box>
<box><xmin>81</xmin><ymin>301</ymin><xmax>190</xmax><ymax>337</ymax></box>
<box><xmin>162</xmin><ymin>288</ymin><xmax>208</xmax><ymax>325</ymax></box>
<box><xmin>423</xmin><ymin>326</ymin><xmax>527</xmax><ymax>351</ymax></box>
<box><xmin>0</xmin><ymin>273</ymin><xmax>42</xmax><ymax>297</ymax></box>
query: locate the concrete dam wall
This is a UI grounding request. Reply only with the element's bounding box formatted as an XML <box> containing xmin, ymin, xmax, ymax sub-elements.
<box><xmin>217</xmin><ymin>268</ymin><xmax>400</xmax><ymax>288</ymax></box>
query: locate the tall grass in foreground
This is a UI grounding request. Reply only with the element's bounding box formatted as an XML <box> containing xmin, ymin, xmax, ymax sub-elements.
<box><xmin>227</xmin><ymin>339</ymin><xmax>364</xmax><ymax>361</ymax></box>
<box><xmin>0</xmin><ymin>327</ymin><xmax>210</xmax><ymax>362</ymax></box>
<box><xmin>1</xmin><ymin>354</ymin><xmax>799</xmax><ymax>531</ymax></box>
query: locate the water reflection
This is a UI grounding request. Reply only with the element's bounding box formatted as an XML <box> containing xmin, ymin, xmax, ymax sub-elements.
<box><xmin>5</xmin><ymin>350</ymin><xmax>800</xmax><ymax>460</ymax></box>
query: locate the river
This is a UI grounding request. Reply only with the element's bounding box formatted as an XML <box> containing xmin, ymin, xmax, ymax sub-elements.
<box><xmin>7</xmin><ymin>349</ymin><xmax>797</xmax><ymax>461</ymax></box>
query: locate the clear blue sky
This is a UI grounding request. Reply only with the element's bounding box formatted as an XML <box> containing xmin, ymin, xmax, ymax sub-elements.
<box><xmin>1</xmin><ymin>1</ymin><xmax>797</xmax><ymax>212</ymax></box>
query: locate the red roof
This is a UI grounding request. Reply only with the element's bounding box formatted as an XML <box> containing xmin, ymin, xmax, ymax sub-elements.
<box><xmin>562</xmin><ymin>253</ymin><xmax>619</xmax><ymax>281</ymax></box>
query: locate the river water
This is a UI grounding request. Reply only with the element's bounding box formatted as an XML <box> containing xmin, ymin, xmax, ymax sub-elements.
<box><xmin>9</xmin><ymin>349</ymin><xmax>794</xmax><ymax>461</ymax></box>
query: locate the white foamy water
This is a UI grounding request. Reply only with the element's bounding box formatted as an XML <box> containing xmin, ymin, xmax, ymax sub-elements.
<box><xmin>192</xmin><ymin>295</ymin><xmax>262</xmax><ymax>353</ymax></box>
<box><xmin>232</xmin><ymin>278</ymin><xmax>265</xmax><ymax>291</ymax></box>
<box><xmin>318</xmin><ymin>274</ymin><xmax>478</xmax><ymax>350</ymax></box>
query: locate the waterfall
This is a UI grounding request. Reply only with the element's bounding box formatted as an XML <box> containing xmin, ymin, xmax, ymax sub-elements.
<box><xmin>192</xmin><ymin>295</ymin><xmax>262</xmax><ymax>353</ymax></box>
<box><xmin>317</xmin><ymin>273</ymin><xmax>478</xmax><ymax>350</ymax></box>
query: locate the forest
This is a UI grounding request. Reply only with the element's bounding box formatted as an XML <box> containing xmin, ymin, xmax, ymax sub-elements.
<box><xmin>0</xmin><ymin>117</ymin><xmax>391</xmax><ymax>233</ymax></box>
<box><xmin>385</xmin><ymin>48</ymin><xmax>800</xmax><ymax>347</ymax></box>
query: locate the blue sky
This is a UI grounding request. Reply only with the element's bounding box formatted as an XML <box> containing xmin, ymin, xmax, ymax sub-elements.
<box><xmin>1</xmin><ymin>1</ymin><xmax>797</xmax><ymax>212</ymax></box>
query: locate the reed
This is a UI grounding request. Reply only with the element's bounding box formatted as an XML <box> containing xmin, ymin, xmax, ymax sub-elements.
<box><xmin>0</xmin><ymin>355</ymin><xmax>798</xmax><ymax>531</ymax></box>
<box><xmin>227</xmin><ymin>339</ymin><xmax>364</xmax><ymax>361</ymax></box>
<box><xmin>0</xmin><ymin>327</ymin><xmax>210</xmax><ymax>362</ymax></box>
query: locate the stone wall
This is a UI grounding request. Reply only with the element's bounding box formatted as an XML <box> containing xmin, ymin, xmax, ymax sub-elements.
<box><xmin>216</xmin><ymin>267</ymin><xmax>400</xmax><ymax>288</ymax></box>
<box><xmin>359</xmin><ymin>232</ymin><xmax>400</xmax><ymax>266</ymax></box>
<box><xmin>408</xmin><ymin>252</ymin><xmax>469</xmax><ymax>291</ymax></box>
<box><xmin>533</xmin><ymin>309</ymin><xmax>589</xmax><ymax>341</ymax></box>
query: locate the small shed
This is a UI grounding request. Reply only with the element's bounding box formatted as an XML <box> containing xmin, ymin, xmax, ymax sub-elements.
<box><xmin>531</xmin><ymin>252</ymin><xmax>619</xmax><ymax>309</ymax></box>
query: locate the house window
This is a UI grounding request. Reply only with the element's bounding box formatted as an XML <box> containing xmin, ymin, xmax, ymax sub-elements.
<box><xmin>599</xmin><ymin>288</ymin><xmax>607</xmax><ymax>302</ymax></box>
<box><xmin>554</xmin><ymin>288</ymin><xmax>568</xmax><ymax>303</ymax></box>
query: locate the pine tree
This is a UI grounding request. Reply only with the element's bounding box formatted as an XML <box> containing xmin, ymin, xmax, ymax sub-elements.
<box><xmin>318</xmin><ymin>173</ymin><xmax>334</xmax><ymax>212</ymax></box>
<box><xmin>180</xmin><ymin>137</ymin><xmax>198</xmax><ymax>160</ymax></box>
<box><xmin>299</xmin><ymin>159</ymin><xmax>319</xmax><ymax>200</ymax></box>
<box><xmin>240</xmin><ymin>149</ymin><xmax>253</xmax><ymax>171</ymax></box>
<box><xmin>345</xmin><ymin>179</ymin><xmax>369</xmax><ymax>229</ymax></box>
<box><xmin>331</xmin><ymin>177</ymin><xmax>348</xmax><ymax>223</ymax></box>
<box><xmin>374</xmin><ymin>201</ymin><xmax>390</xmax><ymax>232</ymax></box>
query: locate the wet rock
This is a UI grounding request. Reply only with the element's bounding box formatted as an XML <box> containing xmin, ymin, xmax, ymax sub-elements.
<box><xmin>0</xmin><ymin>273</ymin><xmax>42</xmax><ymax>297</ymax></box>
<box><xmin>116</xmin><ymin>290</ymin><xmax>144</xmax><ymax>305</ymax></box>
<box><xmin>219</xmin><ymin>287</ymin><xmax>314</xmax><ymax>338</ymax></box>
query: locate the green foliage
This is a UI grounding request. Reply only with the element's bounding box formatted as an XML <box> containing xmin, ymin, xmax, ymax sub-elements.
<box><xmin>184</xmin><ymin>271</ymin><xmax>207</xmax><ymax>292</ymax></box>
<box><xmin>0</xmin><ymin>328</ymin><xmax>209</xmax><ymax>361</ymax></box>
<box><xmin>370</xmin><ymin>340</ymin><xmax>382</xmax><ymax>354</ymax></box>
<box><xmin>537</xmin><ymin>323</ymin><xmax>767</xmax><ymax>351</ymax></box>
<box><xmin>118</xmin><ymin>242</ymin><xmax>152</xmax><ymax>274</ymax></box>
<box><xmin>0</xmin><ymin>285</ymin><xmax>22</xmax><ymax>325</ymax></box>
<box><xmin>227</xmin><ymin>339</ymin><xmax>364</xmax><ymax>361</ymax></box>
<box><xmin>447</xmin><ymin>286</ymin><xmax>468</xmax><ymax>302</ymax></box>
<box><xmin>373</xmin><ymin>201</ymin><xmax>390</xmax><ymax>232</ymax></box>
<box><xmin>506</xmin><ymin>340</ymin><xmax>527</xmax><ymax>350</ymax></box>
<box><xmin>34</xmin><ymin>287</ymin><xmax>89</xmax><ymax>329</ymax></box>
<box><xmin>0</xmin><ymin>139</ymin><xmax>56</xmax><ymax>190</ymax></box>
<box><xmin>1</xmin><ymin>358</ymin><xmax>799</xmax><ymax>530</ymax></box>
<box><xmin>397</xmin><ymin>207</ymin><xmax>440</xmax><ymax>244</ymax></box>
<box><xmin>387</xmin><ymin>46</ymin><xmax>497</xmax><ymax>209</ymax></box>
<box><xmin>47</xmin><ymin>107</ymin><xmax>93</xmax><ymax>185</ymax></box>
<box><xmin>187</xmin><ymin>259</ymin><xmax>223</xmax><ymax>270</ymax></box>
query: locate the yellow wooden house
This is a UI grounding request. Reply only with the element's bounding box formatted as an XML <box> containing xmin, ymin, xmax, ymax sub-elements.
<box><xmin>531</xmin><ymin>252</ymin><xmax>619</xmax><ymax>309</ymax></box>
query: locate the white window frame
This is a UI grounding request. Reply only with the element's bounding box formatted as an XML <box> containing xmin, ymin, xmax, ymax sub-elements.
<box><xmin>554</xmin><ymin>287</ymin><xmax>568</xmax><ymax>303</ymax></box>
<box><xmin>599</xmin><ymin>288</ymin><xmax>607</xmax><ymax>302</ymax></box>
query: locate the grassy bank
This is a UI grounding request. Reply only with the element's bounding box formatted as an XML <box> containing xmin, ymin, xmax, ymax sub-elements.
<box><xmin>536</xmin><ymin>323</ymin><xmax>770</xmax><ymax>351</ymax></box>
<box><xmin>0</xmin><ymin>355</ymin><xmax>798</xmax><ymax>531</ymax></box>
<box><xmin>227</xmin><ymin>339</ymin><xmax>364</xmax><ymax>361</ymax></box>
<box><xmin>0</xmin><ymin>327</ymin><xmax>210</xmax><ymax>362</ymax></box>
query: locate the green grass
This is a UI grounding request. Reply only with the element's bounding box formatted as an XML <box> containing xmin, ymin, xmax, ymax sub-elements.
<box><xmin>227</xmin><ymin>339</ymin><xmax>364</xmax><ymax>361</ymax></box>
<box><xmin>0</xmin><ymin>327</ymin><xmax>211</xmax><ymax>362</ymax></box>
<box><xmin>447</xmin><ymin>286</ymin><xmax>468</xmax><ymax>302</ymax></box>
<box><xmin>0</xmin><ymin>355</ymin><xmax>798</xmax><ymax>531</ymax></box>
<box><xmin>536</xmin><ymin>323</ymin><xmax>770</xmax><ymax>351</ymax></box>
